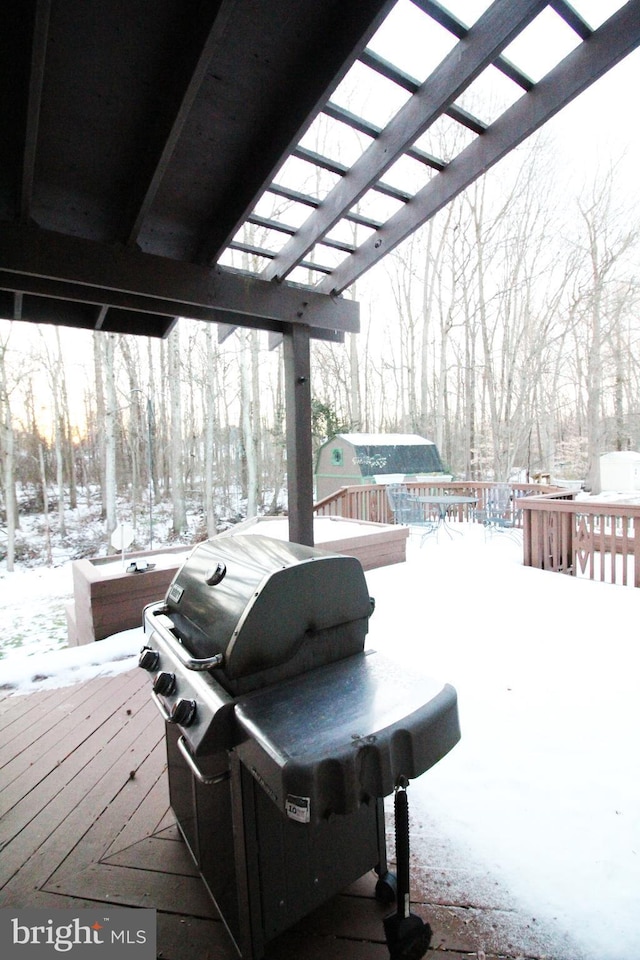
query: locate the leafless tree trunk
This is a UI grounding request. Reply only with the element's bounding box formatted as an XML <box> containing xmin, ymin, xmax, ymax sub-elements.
<box><xmin>240</xmin><ymin>329</ymin><xmax>259</xmax><ymax>517</ymax></box>
<box><xmin>0</xmin><ymin>328</ymin><xmax>17</xmax><ymax>570</ymax></box>
<box><xmin>168</xmin><ymin>328</ymin><xmax>187</xmax><ymax>534</ymax></box>
<box><xmin>577</xmin><ymin>171</ymin><xmax>638</xmax><ymax>490</ymax></box>
<box><xmin>147</xmin><ymin>338</ymin><xmax>160</xmax><ymax>502</ymax></box>
<box><xmin>37</xmin><ymin>328</ymin><xmax>68</xmax><ymax>536</ymax></box>
<box><xmin>54</xmin><ymin>404</ymin><xmax>66</xmax><ymax>537</ymax></box>
<box><xmin>38</xmin><ymin>442</ymin><xmax>52</xmax><ymax>566</ymax></box>
<box><xmin>104</xmin><ymin>334</ymin><xmax>118</xmax><ymax>545</ymax></box>
<box><xmin>266</xmin><ymin>354</ymin><xmax>286</xmax><ymax>513</ymax></box>
<box><xmin>204</xmin><ymin>324</ymin><xmax>217</xmax><ymax>536</ymax></box>
<box><xmin>119</xmin><ymin>337</ymin><xmax>142</xmax><ymax>521</ymax></box>
<box><xmin>55</xmin><ymin>328</ymin><xmax>77</xmax><ymax>510</ymax></box>
<box><xmin>93</xmin><ymin>333</ymin><xmax>107</xmax><ymax>516</ymax></box>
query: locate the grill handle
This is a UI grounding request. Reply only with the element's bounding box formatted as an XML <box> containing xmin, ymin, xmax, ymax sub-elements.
<box><xmin>151</xmin><ymin>690</ymin><xmax>171</xmax><ymax>722</ymax></box>
<box><xmin>150</xmin><ymin>610</ymin><xmax>225</xmax><ymax>672</ymax></box>
<box><xmin>177</xmin><ymin>736</ymin><xmax>230</xmax><ymax>785</ymax></box>
<box><xmin>150</xmin><ymin>697</ymin><xmax>230</xmax><ymax>785</ymax></box>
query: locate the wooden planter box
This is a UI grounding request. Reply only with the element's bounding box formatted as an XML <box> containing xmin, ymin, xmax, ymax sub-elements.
<box><xmin>66</xmin><ymin>518</ymin><xmax>408</xmax><ymax>646</ymax></box>
<box><xmin>221</xmin><ymin>515</ymin><xmax>409</xmax><ymax>571</ymax></box>
<box><xmin>66</xmin><ymin>544</ymin><xmax>191</xmax><ymax>646</ymax></box>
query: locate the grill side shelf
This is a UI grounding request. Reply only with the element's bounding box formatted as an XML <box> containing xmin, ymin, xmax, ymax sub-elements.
<box><xmin>233</xmin><ymin>651</ymin><xmax>460</xmax><ymax>825</ymax></box>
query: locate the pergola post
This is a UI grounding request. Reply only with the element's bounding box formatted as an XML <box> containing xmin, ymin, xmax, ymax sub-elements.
<box><xmin>283</xmin><ymin>322</ymin><xmax>314</xmax><ymax>546</ymax></box>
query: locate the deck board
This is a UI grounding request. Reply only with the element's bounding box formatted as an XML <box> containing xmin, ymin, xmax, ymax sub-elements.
<box><xmin>102</xmin><ymin>833</ymin><xmax>200</xmax><ymax>875</ymax></box>
<box><xmin>1</xmin><ymin>678</ymin><xmax>154</xmax><ymax>828</ymax></box>
<box><xmin>0</xmin><ymin>672</ymin><xmax>146</xmax><ymax>809</ymax></box>
<box><xmin>103</xmin><ymin>771</ymin><xmax>175</xmax><ymax>858</ymax></box>
<box><xmin>0</xmin><ymin>667</ymin><xmax>585</xmax><ymax>960</ymax></box>
<box><xmin>0</xmin><ymin>684</ymin><xmax>65</xmax><ymax>733</ymax></box>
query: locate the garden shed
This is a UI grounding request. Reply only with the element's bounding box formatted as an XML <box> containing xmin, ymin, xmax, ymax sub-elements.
<box><xmin>316</xmin><ymin>433</ymin><xmax>447</xmax><ymax>500</ymax></box>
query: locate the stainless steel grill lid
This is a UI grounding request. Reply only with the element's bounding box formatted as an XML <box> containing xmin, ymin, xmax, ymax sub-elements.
<box><xmin>163</xmin><ymin>534</ymin><xmax>374</xmax><ymax>682</ymax></box>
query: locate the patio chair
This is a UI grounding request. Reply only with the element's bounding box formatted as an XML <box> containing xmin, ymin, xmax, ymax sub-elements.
<box><xmin>477</xmin><ymin>483</ymin><xmax>520</xmax><ymax>539</ymax></box>
<box><xmin>386</xmin><ymin>483</ymin><xmax>413</xmax><ymax>524</ymax></box>
<box><xmin>386</xmin><ymin>483</ymin><xmax>437</xmax><ymax>543</ymax></box>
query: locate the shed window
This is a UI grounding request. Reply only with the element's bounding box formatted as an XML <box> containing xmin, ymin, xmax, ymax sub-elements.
<box><xmin>331</xmin><ymin>447</ymin><xmax>344</xmax><ymax>466</ymax></box>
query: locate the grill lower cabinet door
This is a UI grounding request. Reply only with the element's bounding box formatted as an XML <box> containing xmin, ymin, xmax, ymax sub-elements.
<box><xmin>165</xmin><ymin>724</ymin><xmax>388</xmax><ymax>960</ymax></box>
<box><xmin>165</xmin><ymin>724</ymin><xmax>240</xmax><ymax>939</ymax></box>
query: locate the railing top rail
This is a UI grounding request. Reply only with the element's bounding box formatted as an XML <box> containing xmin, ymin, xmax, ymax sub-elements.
<box><xmin>314</xmin><ymin>480</ymin><xmax>571</xmax><ymax>512</ymax></box>
<box><xmin>520</xmin><ymin>496</ymin><xmax>640</xmax><ymax>516</ymax></box>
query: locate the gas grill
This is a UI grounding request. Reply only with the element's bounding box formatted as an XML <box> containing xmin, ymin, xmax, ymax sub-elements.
<box><xmin>139</xmin><ymin>534</ymin><xmax>460</xmax><ymax>959</ymax></box>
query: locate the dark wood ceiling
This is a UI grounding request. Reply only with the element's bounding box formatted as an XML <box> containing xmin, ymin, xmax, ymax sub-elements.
<box><xmin>1</xmin><ymin>0</ymin><xmax>639</xmax><ymax>341</ymax></box>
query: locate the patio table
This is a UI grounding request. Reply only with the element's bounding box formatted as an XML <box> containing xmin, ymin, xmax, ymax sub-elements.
<box><xmin>416</xmin><ymin>495</ymin><xmax>478</xmax><ymax>538</ymax></box>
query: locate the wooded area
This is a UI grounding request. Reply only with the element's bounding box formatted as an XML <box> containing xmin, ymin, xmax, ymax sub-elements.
<box><xmin>1</xmin><ymin>132</ymin><xmax>639</xmax><ymax>571</ymax></box>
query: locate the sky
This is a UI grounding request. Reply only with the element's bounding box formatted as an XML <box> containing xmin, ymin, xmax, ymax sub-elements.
<box><xmin>2</xmin><ymin>523</ymin><xmax>638</xmax><ymax>960</ymax></box>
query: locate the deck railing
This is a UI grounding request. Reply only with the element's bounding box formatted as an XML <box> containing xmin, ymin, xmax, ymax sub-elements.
<box><xmin>314</xmin><ymin>481</ymin><xmax>569</xmax><ymax>527</ymax></box>
<box><xmin>314</xmin><ymin>482</ymin><xmax>640</xmax><ymax>588</ymax></box>
<box><xmin>520</xmin><ymin>494</ymin><xmax>640</xmax><ymax>587</ymax></box>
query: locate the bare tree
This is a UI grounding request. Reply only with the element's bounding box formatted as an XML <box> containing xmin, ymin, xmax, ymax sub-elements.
<box><xmin>575</xmin><ymin>171</ymin><xmax>638</xmax><ymax>490</ymax></box>
<box><xmin>168</xmin><ymin>327</ymin><xmax>187</xmax><ymax>534</ymax></box>
<box><xmin>92</xmin><ymin>333</ymin><xmax>107</xmax><ymax>515</ymax></box>
<box><xmin>36</xmin><ymin>328</ymin><xmax>70</xmax><ymax>536</ymax></box>
<box><xmin>239</xmin><ymin>328</ymin><xmax>259</xmax><ymax>517</ymax></box>
<box><xmin>119</xmin><ymin>336</ymin><xmax>143</xmax><ymax>519</ymax></box>
<box><xmin>204</xmin><ymin>324</ymin><xmax>217</xmax><ymax>535</ymax></box>
<box><xmin>103</xmin><ymin>334</ymin><xmax>118</xmax><ymax>544</ymax></box>
<box><xmin>0</xmin><ymin>326</ymin><xmax>17</xmax><ymax>570</ymax></box>
<box><xmin>56</xmin><ymin>328</ymin><xmax>77</xmax><ymax>510</ymax></box>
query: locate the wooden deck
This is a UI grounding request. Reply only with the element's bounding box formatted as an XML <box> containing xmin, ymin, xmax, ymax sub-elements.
<box><xmin>0</xmin><ymin>668</ymin><xmax>584</xmax><ymax>960</ymax></box>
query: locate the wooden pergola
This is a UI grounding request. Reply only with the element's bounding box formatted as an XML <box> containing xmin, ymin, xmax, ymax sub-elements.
<box><xmin>2</xmin><ymin>0</ymin><xmax>640</xmax><ymax>543</ymax></box>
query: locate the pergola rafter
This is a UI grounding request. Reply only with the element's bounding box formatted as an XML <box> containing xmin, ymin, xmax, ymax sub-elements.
<box><xmin>319</xmin><ymin>0</ymin><xmax>640</xmax><ymax>295</ymax></box>
<box><xmin>261</xmin><ymin>0</ymin><xmax>548</xmax><ymax>284</ymax></box>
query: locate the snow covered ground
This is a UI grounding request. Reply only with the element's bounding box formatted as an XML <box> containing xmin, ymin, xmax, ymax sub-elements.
<box><xmin>366</xmin><ymin>526</ymin><xmax>640</xmax><ymax>960</ymax></box>
<box><xmin>1</xmin><ymin>524</ymin><xmax>639</xmax><ymax>959</ymax></box>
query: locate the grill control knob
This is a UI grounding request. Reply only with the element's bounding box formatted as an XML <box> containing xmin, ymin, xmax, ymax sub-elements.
<box><xmin>170</xmin><ymin>698</ymin><xmax>197</xmax><ymax>727</ymax></box>
<box><xmin>153</xmin><ymin>671</ymin><xmax>176</xmax><ymax>696</ymax></box>
<box><xmin>138</xmin><ymin>647</ymin><xmax>160</xmax><ymax>671</ymax></box>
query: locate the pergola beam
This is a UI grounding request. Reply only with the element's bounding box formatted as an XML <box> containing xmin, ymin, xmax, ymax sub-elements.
<box><xmin>319</xmin><ymin>0</ymin><xmax>640</xmax><ymax>295</ymax></box>
<box><xmin>0</xmin><ymin>222</ymin><xmax>358</xmax><ymax>335</ymax></box>
<box><xmin>124</xmin><ymin>0</ymin><xmax>238</xmax><ymax>246</ymax></box>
